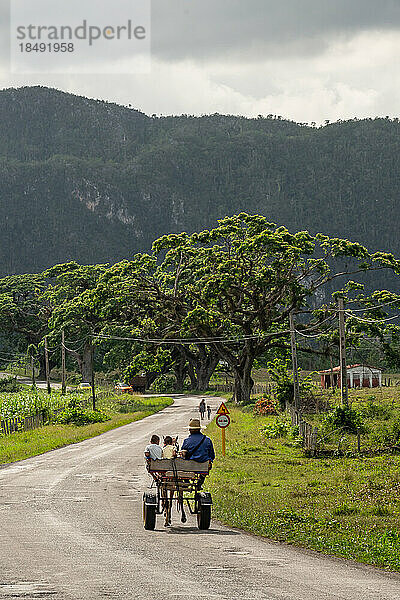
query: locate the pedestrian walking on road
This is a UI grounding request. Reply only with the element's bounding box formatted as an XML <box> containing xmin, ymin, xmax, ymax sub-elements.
<box><xmin>207</xmin><ymin>405</ymin><xmax>212</xmax><ymax>420</ymax></box>
<box><xmin>199</xmin><ymin>398</ymin><xmax>206</xmax><ymax>420</ymax></box>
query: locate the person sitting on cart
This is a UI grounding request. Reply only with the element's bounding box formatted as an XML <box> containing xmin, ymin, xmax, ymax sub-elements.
<box><xmin>162</xmin><ymin>436</ymin><xmax>176</xmax><ymax>459</ymax></box>
<box><xmin>144</xmin><ymin>434</ymin><xmax>163</xmax><ymax>461</ymax></box>
<box><xmin>180</xmin><ymin>419</ymin><xmax>215</xmax><ymax>464</ymax></box>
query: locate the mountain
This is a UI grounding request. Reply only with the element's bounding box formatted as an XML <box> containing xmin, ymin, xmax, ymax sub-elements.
<box><xmin>1</xmin><ymin>85</ymin><xmax>400</xmax><ymax>289</ymax></box>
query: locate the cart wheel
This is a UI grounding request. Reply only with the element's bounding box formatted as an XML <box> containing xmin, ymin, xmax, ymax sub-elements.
<box><xmin>143</xmin><ymin>494</ymin><xmax>157</xmax><ymax>530</ymax></box>
<box><xmin>197</xmin><ymin>504</ymin><xmax>211</xmax><ymax>530</ymax></box>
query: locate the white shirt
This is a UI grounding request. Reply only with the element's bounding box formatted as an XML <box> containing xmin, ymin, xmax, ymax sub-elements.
<box><xmin>144</xmin><ymin>443</ymin><xmax>162</xmax><ymax>460</ymax></box>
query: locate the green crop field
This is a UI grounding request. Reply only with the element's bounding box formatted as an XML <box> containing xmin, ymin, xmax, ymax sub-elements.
<box><xmin>0</xmin><ymin>387</ymin><xmax>173</xmax><ymax>464</ymax></box>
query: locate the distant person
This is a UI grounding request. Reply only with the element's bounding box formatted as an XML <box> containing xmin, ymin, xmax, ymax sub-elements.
<box><xmin>207</xmin><ymin>405</ymin><xmax>212</xmax><ymax>420</ymax></box>
<box><xmin>144</xmin><ymin>434</ymin><xmax>162</xmax><ymax>461</ymax></box>
<box><xmin>199</xmin><ymin>398</ymin><xmax>206</xmax><ymax>419</ymax></box>
<box><xmin>162</xmin><ymin>436</ymin><xmax>176</xmax><ymax>459</ymax></box>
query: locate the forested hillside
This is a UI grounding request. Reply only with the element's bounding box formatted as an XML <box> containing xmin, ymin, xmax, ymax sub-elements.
<box><xmin>1</xmin><ymin>86</ymin><xmax>400</xmax><ymax>288</ymax></box>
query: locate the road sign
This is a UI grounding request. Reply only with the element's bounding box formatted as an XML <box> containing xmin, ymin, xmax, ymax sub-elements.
<box><xmin>216</xmin><ymin>414</ymin><xmax>230</xmax><ymax>428</ymax></box>
<box><xmin>216</xmin><ymin>402</ymin><xmax>230</xmax><ymax>415</ymax></box>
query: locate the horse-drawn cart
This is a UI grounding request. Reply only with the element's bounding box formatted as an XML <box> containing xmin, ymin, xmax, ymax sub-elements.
<box><xmin>143</xmin><ymin>458</ymin><xmax>212</xmax><ymax>530</ymax></box>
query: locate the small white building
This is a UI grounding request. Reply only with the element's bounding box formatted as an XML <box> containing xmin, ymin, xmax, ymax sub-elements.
<box><xmin>319</xmin><ymin>364</ymin><xmax>382</xmax><ymax>389</ymax></box>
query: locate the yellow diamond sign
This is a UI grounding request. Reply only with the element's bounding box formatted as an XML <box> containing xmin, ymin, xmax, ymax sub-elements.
<box><xmin>216</xmin><ymin>402</ymin><xmax>230</xmax><ymax>415</ymax></box>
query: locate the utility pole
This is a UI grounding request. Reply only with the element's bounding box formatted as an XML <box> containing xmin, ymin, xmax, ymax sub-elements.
<box><xmin>338</xmin><ymin>298</ymin><xmax>349</xmax><ymax>407</ymax></box>
<box><xmin>289</xmin><ymin>310</ymin><xmax>300</xmax><ymax>410</ymax></box>
<box><xmin>31</xmin><ymin>355</ymin><xmax>36</xmax><ymax>388</ymax></box>
<box><xmin>329</xmin><ymin>352</ymin><xmax>335</xmax><ymax>389</ymax></box>
<box><xmin>91</xmin><ymin>347</ymin><xmax>96</xmax><ymax>410</ymax></box>
<box><xmin>44</xmin><ymin>336</ymin><xmax>51</xmax><ymax>395</ymax></box>
<box><xmin>61</xmin><ymin>330</ymin><xmax>66</xmax><ymax>395</ymax></box>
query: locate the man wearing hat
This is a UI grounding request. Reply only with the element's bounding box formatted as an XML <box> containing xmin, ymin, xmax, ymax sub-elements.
<box><xmin>180</xmin><ymin>418</ymin><xmax>215</xmax><ymax>464</ymax></box>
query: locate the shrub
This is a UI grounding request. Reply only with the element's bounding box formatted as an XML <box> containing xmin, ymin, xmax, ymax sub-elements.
<box><xmin>241</xmin><ymin>402</ymin><xmax>257</xmax><ymax>413</ymax></box>
<box><xmin>253</xmin><ymin>396</ymin><xmax>277</xmax><ymax>416</ymax></box>
<box><xmin>267</xmin><ymin>358</ymin><xmax>315</xmax><ymax>410</ymax></box>
<box><xmin>0</xmin><ymin>376</ymin><xmax>21</xmax><ymax>392</ymax></box>
<box><xmin>359</xmin><ymin>403</ymin><xmax>392</xmax><ymax>420</ymax></box>
<box><xmin>392</xmin><ymin>418</ymin><xmax>400</xmax><ymax>443</ymax></box>
<box><xmin>260</xmin><ymin>417</ymin><xmax>296</xmax><ymax>439</ymax></box>
<box><xmin>369</xmin><ymin>425</ymin><xmax>393</xmax><ymax>448</ymax></box>
<box><xmin>151</xmin><ymin>375</ymin><xmax>176</xmax><ymax>393</ymax></box>
<box><xmin>323</xmin><ymin>406</ymin><xmax>365</xmax><ymax>434</ymax></box>
<box><xmin>267</xmin><ymin>359</ymin><xmax>293</xmax><ymax>410</ymax></box>
<box><xmin>55</xmin><ymin>398</ymin><xmax>109</xmax><ymax>426</ymax></box>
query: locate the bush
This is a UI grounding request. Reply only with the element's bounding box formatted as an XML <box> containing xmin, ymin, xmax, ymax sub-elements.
<box><xmin>267</xmin><ymin>359</ymin><xmax>315</xmax><ymax>411</ymax></box>
<box><xmin>253</xmin><ymin>396</ymin><xmax>277</xmax><ymax>416</ymax></box>
<box><xmin>267</xmin><ymin>359</ymin><xmax>293</xmax><ymax>410</ymax></box>
<box><xmin>261</xmin><ymin>417</ymin><xmax>296</xmax><ymax>439</ymax></box>
<box><xmin>151</xmin><ymin>375</ymin><xmax>176</xmax><ymax>393</ymax></box>
<box><xmin>392</xmin><ymin>418</ymin><xmax>400</xmax><ymax>443</ymax></box>
<box><xmin>359</xmin><ymin>403</ymin><xmax>392</xmax><ymax>421</ymax></box>
<box><xmin>0</xmin><ymin>376</ymin><xmax>21</xmax><ymax>392</ymax></box>
<box><xmin>55</xmin><ymin>398</ymin><xmax>109</xmax><ymax>426</ymax></box>
<box><xmin>323</xmin><ymin>406</ymin><xmax>365</xmax><ymax>434</ymax></box>
<box><xmin>241</xmin><ymin>402</ymin><xmax>257</xmax><ymax>413</ymax></box>
<box><xmin>370</xmin><ymin>424</ymin><xmax>393</xmax><ymax>448</ymax></box>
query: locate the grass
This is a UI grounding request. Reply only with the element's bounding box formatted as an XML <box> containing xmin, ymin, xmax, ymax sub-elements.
<box><xmin>304</xmin><ymin>387</ymin><xmax>400</xmax><ymax>453</ymax></box>
<box><xmin>0</xmin><ymin>394</ymin><xmax>173</xmax><ymax>465</ymax></box>
<box><xmin>206</xmin><ymin>402</ymin><xmax>400</xmax><ymax>571</ymax></box>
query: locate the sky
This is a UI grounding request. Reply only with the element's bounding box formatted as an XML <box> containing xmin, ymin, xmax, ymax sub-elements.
<box><xmin>1</xmin><ymin>0</ymin><xmax>400</xmax><ymax>123</ymax></box>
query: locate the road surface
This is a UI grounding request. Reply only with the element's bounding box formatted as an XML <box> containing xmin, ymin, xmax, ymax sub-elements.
<box><xmin>0</xmin><ymin>395</ymin><xmax>399</xmax><ymax>600</ymax></box>
<box><xmin>0</xmin><ymin>372</ymin><xmax>64</xmax><ymax>390</ymax></box>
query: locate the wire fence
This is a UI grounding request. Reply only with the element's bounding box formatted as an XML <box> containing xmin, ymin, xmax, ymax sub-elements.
<box><xmin>211</xmin><ymin>382</ymin><xmax>276</xmax><ymax>396</ymax></box>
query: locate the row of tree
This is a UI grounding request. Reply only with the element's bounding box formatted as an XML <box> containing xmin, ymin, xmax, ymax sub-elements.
<box><xmin>1</xmin><ymin>214</ymin><xmax>400</xmax><ymax>404</ymax></box>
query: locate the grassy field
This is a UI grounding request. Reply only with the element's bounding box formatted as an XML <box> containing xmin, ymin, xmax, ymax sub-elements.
<box><xmin>0</xmin><ymin>392</ymin><xmax>173</xmax><ymax>465</ymax></box>
<box><xmin>206</xmin><ymin>400</ymin><xmax>400</xmax><ymax>571</ymax></box>
<box><xmin>303</xmin><ymin>387</ymin><xmax>400</xmax><ymax>454</ymax></box>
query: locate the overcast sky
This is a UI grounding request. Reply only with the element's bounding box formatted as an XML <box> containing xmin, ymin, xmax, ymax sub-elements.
<box><xmin>1</xmin><ymin>0</ymin><xmax>400</xmax><ymax>122</ymax></box>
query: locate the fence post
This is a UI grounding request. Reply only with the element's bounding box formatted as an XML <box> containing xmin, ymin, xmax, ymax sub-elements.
<box><xmin>311</xmin><ymin>427</ymin><xmax>318</xmax><ymax>456</ymax></box>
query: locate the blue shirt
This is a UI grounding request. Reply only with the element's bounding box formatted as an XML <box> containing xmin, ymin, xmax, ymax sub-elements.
<box><xmin>181</xmin><ymin>433</ymin><xmax>215</xmax><ymax>462</ymax></box>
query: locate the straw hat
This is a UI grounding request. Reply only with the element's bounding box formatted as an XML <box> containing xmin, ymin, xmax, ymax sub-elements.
<box><xmin>188</xmin><ymin>418</ymin><xmax>202</xmax><ymax>430</ymax></box>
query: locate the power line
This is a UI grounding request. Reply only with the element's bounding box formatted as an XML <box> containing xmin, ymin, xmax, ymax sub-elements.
<box><xmin>346</xmin><ymin>298</ymin><xmax>400</xmax><ymax>312</ymax></box>
<box><xmin>0</xmin><ymin>351</ymin><xmax>26</xmax><ymax>359</ymax></box>
<box><xmin>345</xmin><ymin>312</ymin><xmax>400</xmax><ymax>325</ymax></box>
<box><xmin>92</xmin><ymin>332</ymin><xmax>291</xmax><ymax>345</ymax></box>
<box><xmin>65</xmin><ymin>337</ymin><xmax>89</xmax><ymax>345</ymax></box>
<box><xmin>295</xmin><ymin>330</ymin><xmax>327</xmax><ymax>339</ymax></box>
<box><xmin>62</xmin><ymin>342</ymin><xmax>85</xmax><ymax>353</ymax></box>
<box><xmin>92</xmin><ymin>312</ymin><xmax>336</xmax><ymax>346</ymax></box>
<box><xmin>308</xmin><ymin>298</ymin><xmax>400</xmax><ymax>316</ymax></box>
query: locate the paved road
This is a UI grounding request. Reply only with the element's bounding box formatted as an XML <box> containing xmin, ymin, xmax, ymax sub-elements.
<box><xmin>0</xmin><ymin>395</ymin><xmax>399</xmax><ymax>600</ymax></box>
<box><xmin>0</xmin><ymin>372</ymin><xmax>63</xmax><ymax>390</ymax></box>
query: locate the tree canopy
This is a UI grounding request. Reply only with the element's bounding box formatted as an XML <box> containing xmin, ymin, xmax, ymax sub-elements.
<box><xmin>0</xmin><ymin>214</ymin><xmax>399</xmax><ymax>403</ymax></box>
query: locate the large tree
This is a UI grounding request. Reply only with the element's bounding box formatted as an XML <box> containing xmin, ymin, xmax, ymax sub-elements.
<box><xmin>0</xmin><ymin>273</ymin><xmax>52</xmax><ymax>378</ymax></box>
<box><xmin>45</xmin><ymin>262</ymin><xmax>109</xmax><ymax>381</ymax></box>
<box><xmin>152</xmin><ymin>214</ymin><xmax>400</xmax><ymax>403</ymax></box>
<box><xmin>95</xmin><ymin>257</ymin><xmax>221</xmax><ymax>390</ymax></box>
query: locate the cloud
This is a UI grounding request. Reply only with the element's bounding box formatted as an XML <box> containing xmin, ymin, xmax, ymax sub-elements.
<box><xmin>0</xmin><ymin>1</ymin><xmax>400</xmax><ymax>123</ymax></box>
<box><xmin>2</xmin><ymin>30</ymin><xmax>397</xmax><ymax>124</ymax></box>
<box><xmin>151</xmin><ymin>0</ymin><xmax>400</xmax><ymax>61</ymax></box>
